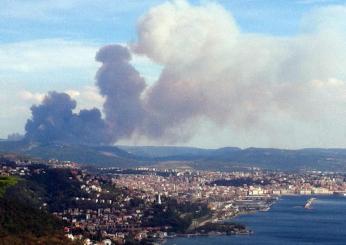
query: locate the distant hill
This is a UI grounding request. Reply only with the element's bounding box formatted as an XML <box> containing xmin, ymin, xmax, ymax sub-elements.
<box><xmin>2</xmin><ymin>140</ymin><xmax>346</xmax><ymax>171</ymax></box>
<box><xmin>0</xmin><ymin>140</ymin><xmax>143</xmax><ymax>168</ymax></box>
<box><xmin>119</xmin><ymin>146</ymin><xmax>346</xmax><ymax>171</ymax></box>
<box><xmin>120</xmin><ymin>145</ymin><xmax>346</xmax><ymax>171</ymax></box>
<box><xmin>118</xmin><ymin>145</ymin><xmax>220</xmax><ymax>158</ymax></box>
<box><xmin>191</xmin><ymin>147</ymin><xmax>346</xmax><ymax>171</ymax></box>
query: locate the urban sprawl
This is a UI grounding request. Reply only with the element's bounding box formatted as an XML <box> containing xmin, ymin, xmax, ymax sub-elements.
<box><xmin>2</xmin><ymin>155</ymin><xmax>346</xmax><ymax>245</ymax></box>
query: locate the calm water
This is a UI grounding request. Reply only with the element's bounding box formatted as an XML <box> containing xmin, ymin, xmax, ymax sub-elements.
<box><xmin>166</xmin><ymin>195</ymin><xmax>346</xmax><ymax>245</ymax></box>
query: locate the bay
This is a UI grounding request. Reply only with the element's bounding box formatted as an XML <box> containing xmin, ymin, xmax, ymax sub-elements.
<box><xmin>165</xmin><ymin>195</ymin><xmax>346</xmax><ymax>245</ymax></box>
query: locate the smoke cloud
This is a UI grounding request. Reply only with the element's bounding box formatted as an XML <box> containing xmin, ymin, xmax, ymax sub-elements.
<box><xmin>130</xmin><ymin>0</ymin><xmax>346</xmax><ymax>142</ymax></box>
<box><xmin>24</xmin><ymin>1</ymin><xmax>346</xmax><ymax>146</ymax></box>
<box><xmin>95</xmin><ymin>45</ymin><xmax>146</xmax><ymax>142</ymax></box>
<box><xmin>25</xmin><ymin>91</ymin><xmax>111</xmax><ymax>145</ymax></box>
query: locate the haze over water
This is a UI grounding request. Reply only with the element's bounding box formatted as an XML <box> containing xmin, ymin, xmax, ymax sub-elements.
<box><xmin>166</xmin><ymin>195</ymin><xmax>346</xmax><ymax>245</ymax></box>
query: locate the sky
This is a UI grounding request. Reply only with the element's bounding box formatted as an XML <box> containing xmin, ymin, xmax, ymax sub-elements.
<box><xmin>1</xmin><ymin>0</ymin><xmax>346</xmax><ymax>149</ymax></box>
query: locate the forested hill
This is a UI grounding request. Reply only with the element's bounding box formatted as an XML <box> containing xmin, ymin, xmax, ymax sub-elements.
<box><xmin>0</xmin><ymin>171</ymin><xmax>81</xmax><ymax>244</ymax></box>
<box><xmin>0</xmin><ymin>140</ymin><xmax>141</xmax><ymax>168</ymax></box>
<box><xmin>2</xmin><ymin>140</ymin><xmax>346</xmax><ymax>171</ymax></box>
<box><xmin>120</xmin><ymin>146</ymin><xmax>346</xmax><ymax>171</ymax></box>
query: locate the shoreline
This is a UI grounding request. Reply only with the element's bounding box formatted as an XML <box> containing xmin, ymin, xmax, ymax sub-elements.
<box><xmin>162</xmin><ymin>229</ymin><xmax>253</xmax><ymax>245</ymax></box>
<box><xmin>161</xmin><ymin>194</ymin><xmax>346</xmax><ymax>244</ymax></box>
<box><xmin>160</xmin><ymin>210</ymin><xmax>256</xmax><ymax>244</ymax></box>
<box><xmin>163</xmin><ymin>195</ymin><xmax>346</xmax><ymax>245</ymax></box>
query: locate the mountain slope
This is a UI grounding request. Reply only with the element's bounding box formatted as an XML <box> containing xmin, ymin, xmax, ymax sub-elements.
<box><xmin>2</xmin><ymin>140</ymin><xmax>346</xmax><ymax>171</ymax></box>
<box><xmin>0</xmin><ymin>140</ymin><xmax>143</xmax><ymax>168</ymax></box>
<box><xmin>118</xmin><ymin>145</ymin><xmax>218</xmax><ymax>158</ymax></box>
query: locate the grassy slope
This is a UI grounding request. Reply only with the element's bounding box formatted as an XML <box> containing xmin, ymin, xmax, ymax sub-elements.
<box><xmin>0</xmin><ymin>176</ymin><xmax>18</xmax><ymax>197</ymax></box>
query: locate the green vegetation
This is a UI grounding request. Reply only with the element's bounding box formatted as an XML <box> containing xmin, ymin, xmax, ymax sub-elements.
<box><xmin>144</xmin><ymin>198</ymin><xmax>209</xmax><ymax>233</ymax></box>
<box><xmin>0</xmin><ymin>166</ymin><xmax>89</xmax><ymax>244</ymax></box>
<box><xmin>28</xmin><ymin>168</ymin><xmax>87</xmax><ymax>212</ymax></box>
<box><xmin>0</xmin><ymin>176</ymin><xmax>81</xmax><ymax>245</ymax></box>
<box><xmin>0</xmin><ymin>195</ymin><xmax>62</xmax><ymax>236</ymax></box>
<box><xmin>195</xmin><ymin>222</ymin><xmax>248</xmax><ymax>235</ymax></box>
<box><xmin>0</xmin><ymin>176</ymin><xmax>19</xmax><ymax>197</ymax></box>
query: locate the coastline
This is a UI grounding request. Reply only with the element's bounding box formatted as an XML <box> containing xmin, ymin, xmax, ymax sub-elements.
<box><xmin>161</xmin><ymin>194</ymin><xmax>344</xmax><ymax>244</ymax></box>
<box><xmin>164</xmin><ymin>195</ymin><xmax>346</xmax><ymax>245</ymax></box>
<box><xmin>160</xmin><ymin>210</ymin><xmax>256</xmax><ymax>244</ymax></box>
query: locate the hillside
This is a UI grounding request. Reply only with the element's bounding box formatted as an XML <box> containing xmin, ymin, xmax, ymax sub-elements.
<box><xmin>2</xmin><ymin>140</ymin><xmax>346</xmax><ymax>171</ymax></box>
<box><xmin>118</xmin><ymin>145</ymin><xmax>219</xmax><ymax>158</ymax></box>
<box><xmin>0</xmin><ymin>140</ymin><xmax>143</xmax><ymax>168</ymax></box>
<box><xmin>122</xmin><ymin>145</ymin><xmax>346</xmax><ymax>171</ymax></box>
<box><xmin>0</xmin><ymin>173</ymin><xmax>79</xmax><ymax>244</ymax></box>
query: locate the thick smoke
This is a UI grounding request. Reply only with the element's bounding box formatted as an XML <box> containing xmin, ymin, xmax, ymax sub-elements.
<box><xmin>95</xmin><ymin>45</ymin><xmax>146</xmax><ymax>142</ymax></box>
<box><xmin>25</xmin><ymin>45</ymin><xmax>147</xmax><ymax>145</ymax></box>
<box><xmin>24</xmin><ymin>1</ymin><xmax>346</xmax><ymax>146</ymax></box>
<box><xmin>25</xmin><ymin>91</ymin><xmax>111</xmax><ymax>145</ymax></box>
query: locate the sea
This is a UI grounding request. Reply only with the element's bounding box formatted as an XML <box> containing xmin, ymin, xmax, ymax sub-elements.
<box><xmin>166</xmin><ymin>195</ymin><xmax>346</xmax><ymax>245</ymax></box>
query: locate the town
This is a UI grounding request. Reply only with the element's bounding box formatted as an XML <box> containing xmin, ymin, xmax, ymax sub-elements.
<box><xmin>2</xmin><ymin>153</ymin><xmax>346</xmax><ymax>244</ymax></box>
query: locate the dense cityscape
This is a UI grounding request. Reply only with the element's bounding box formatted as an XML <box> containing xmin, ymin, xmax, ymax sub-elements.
<box><xmin>2</xmin><ymin>153</ymin><xmax>346</xmax><ymax>244</ymax></box>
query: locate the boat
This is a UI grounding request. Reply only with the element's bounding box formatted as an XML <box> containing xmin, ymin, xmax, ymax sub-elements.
<box><xmin>304</xmin><ymin>198</ymin><xmax>316</xmax><ymax>209</ymax></box>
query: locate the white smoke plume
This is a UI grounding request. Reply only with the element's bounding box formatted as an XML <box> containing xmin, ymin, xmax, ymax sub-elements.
<box><xmin>127</xmin><ymin>0</ymin><xmax>346</xmax><ymax>143</ymax></box>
